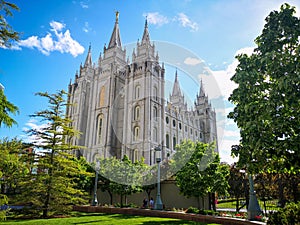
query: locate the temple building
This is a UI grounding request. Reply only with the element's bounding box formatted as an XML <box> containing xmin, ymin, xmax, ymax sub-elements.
<box><xmin>66</xmin><ymin>13</ymin><xmax>218</xmax><ymax>164</ymax></box>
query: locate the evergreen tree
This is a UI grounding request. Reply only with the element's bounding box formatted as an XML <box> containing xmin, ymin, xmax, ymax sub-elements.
<box><xmin>0</xmin><ymin>89</ymin><xmax>19</xmax><ymax>128</ymax></box>
<box><xmin>20</xmin><ymin>90</ymin><xmax>92</xmax><ymax>218</ymax></box>
<box><xmin>0</xmin><ymin>0</ymin><xmax>19</xmax><ymax>48</ymax></box>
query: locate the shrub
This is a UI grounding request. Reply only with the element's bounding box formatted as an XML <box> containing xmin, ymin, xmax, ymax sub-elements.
<box><xmin>199</xmin><ymin>209</ymin><xmax>216</xmax><ymax>215</ymax></box>
<box><xmin>267</xmin><ymin>202</ymin><xmax>300</xmax><ymax>225</ymax></box>
<box><xmin>186</xmin><ymin>207</ymin><xmax>199</xmax><ymax>214</ymax></box>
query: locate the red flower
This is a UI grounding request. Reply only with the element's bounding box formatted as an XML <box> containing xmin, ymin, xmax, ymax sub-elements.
<box><xmin>255</xmin><ymin>215</ymin><xmax>262</xmax><ymax>220</ymax></box>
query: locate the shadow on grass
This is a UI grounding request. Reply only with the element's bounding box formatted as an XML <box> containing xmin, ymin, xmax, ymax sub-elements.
<box><xmin>141</xmin><ymin>220</ymin><xmax>203</xmax><ymax>225</ymax></box>
<box><xmin>72</xmin><ymin>220</ymin><xmax>109</xmax><ymax>225</ymax></box>
<box><xmin>108</xmin><ymin>214</ymin><xmax>141</xmax><ymax>219</ymax></box>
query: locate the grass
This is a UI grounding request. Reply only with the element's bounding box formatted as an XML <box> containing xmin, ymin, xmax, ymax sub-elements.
<box><xmin>1</xmin><ymin>212</ymin><xmax>221</xmax><ymax>225</ymax></box>
<box><xmin>217</xmin><ymin>199</ymin><xmax>280</xmax><ymax>211</ymax></box>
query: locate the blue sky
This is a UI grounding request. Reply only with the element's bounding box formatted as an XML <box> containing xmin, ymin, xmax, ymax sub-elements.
<box><xmin>1</xmin><ymin>0</ymin><xmax>299</xmax><ymax>164</ymax></box>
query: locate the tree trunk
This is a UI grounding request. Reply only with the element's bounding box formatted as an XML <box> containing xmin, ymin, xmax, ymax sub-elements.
<box><xmin>236</xmin><ymin>197</ymin><xmax>239</xmax><ymax>213</ymax></box>
<box><xmin>197</xmin><ymin>196</ymin><xmax>200</xmax><ymax>210</ymax></box>
<box><xmin>212</xmin><ymin>192</ymin><xmax>216</xmax><ymax>211</ymax></box>
<box><xmin>120</xmin><ymin>194</ymin><xmax>123</xmax><ymax>208</ymax></box>
<box><xmin>208</xmin><ymin>193</ymin><xmax>212</xmax><ymax>210</ymax></box>
<box><xmin>109</xmin><ymin>191</ymin><xmax>113</xmax><ymax>205</ymax></box>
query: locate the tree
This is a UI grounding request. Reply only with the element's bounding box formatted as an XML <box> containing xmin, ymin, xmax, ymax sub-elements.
<box><xmin>172</xmin><ymin>140</ymin><xmax>229</xmax><ymax>210</ymax></box>
<box><xmin>0</xmin><ymin>89</ymin><xmax>19</xmax><ymax>128</ymax></box>
<box><xmin>0</xmin><ymin>0</ymin><xmax>19</xmax><ymax>48</ymax></box>
<box><xmin>0</xmin><ymin>138</ymin><xmax>31</xmax><ymax>220</ymax></box>
<box><xmin>97</xmin><ymin>155</ymin><xmax>146</xmax><ymax>207</ymax></box>
<box><xmin>228</xmin><ymin>4</ymin><xmax>300</xmax><ymax>174</ymax></box>
<box><xmin>227</xmin><ymin>164</ymin><xmax>249</xmax><ymax>212</ymax></box>
<box><xmin>20</xmin><ymin>90</ymin><xmax>92</xmax><ymax>218</ymax></box>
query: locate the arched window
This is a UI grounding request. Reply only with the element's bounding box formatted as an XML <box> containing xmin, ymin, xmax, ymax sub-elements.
<box><xmin>134</xmin><ymin>105</ymin><xmax>140</xmax><ymax>120</ymax></box>
<box><xmin>166</xmin><ymin>134</ymin><xmax>170</xmax><ymax>149</ymax></box>
<box><xmin>96</xmin><ymin>114</ymin><xmax>103</xmax><ymax>144</ymax></box>
<box><xmin>153</xmin><ymin>86</ymin><xmax>158</xmax><ymax>100</ymax></box>
<box><xmin>173</xmin><ymin>136</ymin><xmax>177</xmax><ymax>150</ymax></box>
<box><xmin>133</xmin><ymin>149</ymin><xmax>138</xmax><ymax>163</ymax></box>
<box><xmin>135</xmin><ymin>85</ymin><xmax>140</xmax><ymax>99</ymax></box>
<box><xmin>153</xmin><ymin>127</ymin><xmax>157</xmax><ymax>142</ymax></box>
<box><xmin>153</xmin><ymin>106</ymin><xmax>158</xmax><ymax>121</ymax></box>
<box><xmin>166</xmin><ymin>116</ymin><xmax>169</xmax><ymax>124</ymax></box>
<box><xmin>134</xmin><ymin>126</ymin><xmax>140</xmax><ymax>141</ymax></box>
<box><xmin>99</xmin><ymin>86</ymin><xmax>105</xmax><ymax>107</ymax></box>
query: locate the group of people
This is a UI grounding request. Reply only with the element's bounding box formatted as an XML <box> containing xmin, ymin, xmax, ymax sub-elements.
<box><xmin>142</xmin><ymin>197</ymin><xmax>154</xmax><ymax>209</ymax></box>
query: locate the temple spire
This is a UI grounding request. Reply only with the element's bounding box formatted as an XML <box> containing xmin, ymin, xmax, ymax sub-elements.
<box><xmin>199</xmin><ymin>79</ymin><xmax>205</xmax><ymax>97</ymax></box>
<box><xmin>141</xmin><ymin>17</ymin><xmax>150</xmax><ymax>44</ymax></box>
<box><xmin>108</xmin><ymin>11</ymin><xmax>122</xmax><ymax>48</ymax></box>
<box><xmin>172</xmin><ymin>69</ymin><xmax>182</xmax><ymax>96</ymax></box>
<box><xmin>84</xmin><ymin>43</ymin><xmax>92</xmax><ymax>67</ymax></box>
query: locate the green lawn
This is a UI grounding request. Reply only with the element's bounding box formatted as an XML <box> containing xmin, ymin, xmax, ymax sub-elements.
<box><xmin>2</xmin><ymin>212</ymin><xmax>221</xmax><ymax>225</ymax></box>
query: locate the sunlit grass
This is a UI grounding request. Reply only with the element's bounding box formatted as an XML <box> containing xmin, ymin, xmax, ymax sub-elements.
<box><xmin>2</xmin><ymin>212</ymin><xmax>221</xmax><ymax>225</ymax></box>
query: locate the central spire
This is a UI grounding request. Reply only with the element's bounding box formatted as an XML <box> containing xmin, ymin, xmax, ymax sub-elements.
<box><xmin>141</xmin><ymin>17</ymin><xmax>150</xmax><ymax>44</ymax></box>
<box><xmin>108</xmin><ymin>11</ymin><xmax>122</xmax><ymax>49</ymax></box>
<box><xmin>172</xmin><ymin>69</ymin><xmax>182</xmax><ymax>96</ymax></box>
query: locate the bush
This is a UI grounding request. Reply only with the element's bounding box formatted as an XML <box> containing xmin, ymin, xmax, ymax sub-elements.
<box><xmin>186</xmin><ymin>207</ymin><xmax>199</xmax><ymax>214</ymax></box>
<box><xmin>267</xmin><ymin>202</ymin><xmax>300</xmax><ymax>225</ymax></box>
<box><xmin>199</xmin><ymin>209</ymin><xmax>216</xmax><ymax>215</ymax></box>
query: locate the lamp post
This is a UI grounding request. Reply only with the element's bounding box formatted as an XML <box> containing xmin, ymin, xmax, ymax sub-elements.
<box><xmin>92</xmin><ymin>159</ymin><xmax>100</xmax><ymax>206</ymax></box>
<box><xmin>247</xmin><ymin>174</ymin><xmax>262</xmax><ymax>220</ymax></box>
<box><xmin>240</xmin><ymin>169</ymin><xmax>262</xmax><ymax>220</ymax></box>
<box><xmin>154</xmin><ymin>146</ymin><xmax>163</xmax><ymax>210</ymax></box>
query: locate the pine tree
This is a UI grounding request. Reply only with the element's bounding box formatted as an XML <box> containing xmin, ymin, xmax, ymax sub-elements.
<box><xmin>20</xmin><ymin>90</ymin><xmax>92</xmax><ymax>218</ymax></box>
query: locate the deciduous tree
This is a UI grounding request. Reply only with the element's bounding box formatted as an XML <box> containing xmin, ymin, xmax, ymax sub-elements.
<box><xmin>228</xmin><ymin>4</ymin><xmax>300</xmax><ymax>174</ymax></box>
<box><xmin>172</xmin><ymin>140</ymin><xmax>229</xmax><ymax>210</ymax></box>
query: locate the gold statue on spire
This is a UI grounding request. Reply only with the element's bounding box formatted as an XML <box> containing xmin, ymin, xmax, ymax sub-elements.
<box><xmin>115</xmin><ymin>11</ymin><xmax>119</xmax><ymax>22</ymax></box>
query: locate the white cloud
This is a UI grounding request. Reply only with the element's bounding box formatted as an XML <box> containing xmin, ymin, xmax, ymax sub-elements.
<box><xmin>184</xmin><ymin>57</ymin><xmax>203</xmax><ymax>65</ymax></box>
<box><xmin>80</xmin><ymin>1</ymin><xmax>89</xmax><ymax>9</ymax></box>
<box><xmin>82</xmin><ymin>21</ymin><xmax>91</xmax><ymax>33</ymax></box>
<box><xmin>50</xmin><ymin>21</ymin><xmax>65</xmax><ymax>32</ymax></box>
<box><xmin>201</xmin><ymin>47</ymin><xmax>255</xmax><ymax>164</ymax></box>
<box><xmin>176</xmin><ymin>13</ymin><xmax>198</xmax><ymax>32</ymax></box>
<box><xmin>202</xmin><ymin>47</ymin><xmax>255</xmax><ymax>99</ymax></box>
<box><xmin>18</xmin><ymin>21</ymin><xmax>84</xmax><ymax>57</ymax></box>
<box><xmin>22</xmin><ymin>119</ymin><xmax>50</xmax><ymax>145</ymax></box>
<box><xmin>143</xmin><ymin>12</ymin><xmax>169</xmax><ymax>26</ymax></box>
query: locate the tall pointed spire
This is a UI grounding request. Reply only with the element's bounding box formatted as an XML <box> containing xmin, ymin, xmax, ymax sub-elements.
<box><xmin>141</xmin><ymin>17</ymin><xmax>150</xmax><ymax>44</ymax></box>
<box><xmin>172</xmin><ymin>69</ymin><xmax>182</xmax><ymax>96</ymax></box>
<box><xmin>108</xmin><ymin>11</ymin><xmax>122</xmax><ymax>49</ymax></box>
<box><xmin>84</xmin><ymin>43</ymin><xmax>92</xmax><ymax>67</ymax></box>
<box><xmin>199</xmin><ymin>79</ymin><xmax>205</xmax><ymax>97</ymax></box>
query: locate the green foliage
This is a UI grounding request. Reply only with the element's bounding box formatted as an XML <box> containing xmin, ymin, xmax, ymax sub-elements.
<box><xmin>228</xmin><ymin>4</ymin><xmax>300</xmax><ymax>174</ymax></box>
<box><xmin>186</xmin><ymin>206</ymin><xmax>199</xmax><ymax>214</ymax></box>
<box><xmin>0</xmin><ymin>0</ymin><xmax>19</xmax><ymax>48</ymax></box>
<box><xmin>267</xmin><ymin>202</ymin><xmax>300</xmax><ymax>225</ymax></box>
<box><xmin>97</xmin><ymin>155</ymin><xmax>149</xmax><ymax>206</ymax></box>
<box><xmin>172</xmin><ymin>140</ymin><xmax>229</xmax><ymax>209</ymax></box>
<box><xmin>18</xmin><ymin>90</ymin><xmax>92</xmax><ymax>218</ymax></box>
<box><xmin>198</xmin><ymin>209</ymin><xmax>216</xmax><ymax>216</ymax></box>
<box><xmin>0</xmin><ymin>170</ymin><xmax>8</xmax><ymax>221</ymax></box>
<box><xmin>0</xmin><ymin>90</ymin><xmax>19</xmax><ymax>128</ymax></box>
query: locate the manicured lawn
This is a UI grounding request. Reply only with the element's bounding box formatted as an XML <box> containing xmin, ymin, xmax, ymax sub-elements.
<box><xmin>2</xmin><ymin>212</ymin><xmax>221</xmax><ymax>225</ymax></box>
